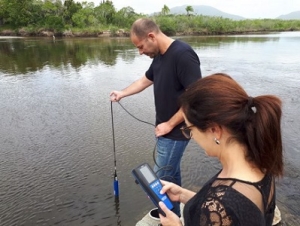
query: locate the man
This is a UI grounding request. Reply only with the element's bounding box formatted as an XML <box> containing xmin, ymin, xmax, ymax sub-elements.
<box><xmin>110</xmin><ymin>18</ymin><xmax>201</xmax><ymax>217</ymax></box>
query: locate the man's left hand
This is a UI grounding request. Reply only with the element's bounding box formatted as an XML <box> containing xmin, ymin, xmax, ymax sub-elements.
<box><xmin>155</xmin><ymin>122</ymin><xmax>172</xmax><ymax>137</ymax></box>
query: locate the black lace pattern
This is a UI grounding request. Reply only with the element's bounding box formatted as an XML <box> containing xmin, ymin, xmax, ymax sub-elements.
<box><xmin>183</xmin><ymin>172</ymin><xmax>275</xmax><ymax>226</ymax></box>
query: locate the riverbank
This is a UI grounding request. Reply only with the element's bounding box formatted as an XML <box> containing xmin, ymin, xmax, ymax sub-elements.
<box><xmin>1</xmin><ymin>28</ymin><xmax>299</xmax><ymax>38</ymax></box>
<box><xmin>0</xmin><ymin>29</ymin><xmax>129</xmax><ymax>38</ymax></box>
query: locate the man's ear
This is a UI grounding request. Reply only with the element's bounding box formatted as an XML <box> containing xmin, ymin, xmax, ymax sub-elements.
<box><xmin>148</xmin><ymin>32</ymin><xmax>155</xmax><ymax>41</ymax></box>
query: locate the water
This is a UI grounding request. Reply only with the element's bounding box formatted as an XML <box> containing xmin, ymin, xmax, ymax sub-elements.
<box><xmin>0</xmin><ymin>32</ymin><xmax>299</xmax><ymax>225</ymax></box>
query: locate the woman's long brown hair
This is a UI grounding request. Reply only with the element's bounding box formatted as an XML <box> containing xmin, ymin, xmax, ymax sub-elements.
<box><xmin>179</xmin><ymin>73</ymin><xmax>283</xmax><ymax>176</ymax></box>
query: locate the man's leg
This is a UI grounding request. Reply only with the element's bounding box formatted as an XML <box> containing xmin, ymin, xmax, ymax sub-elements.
<box><xmin>153</xmin><ymin>137</ymin><xmax>189</xmax><ymax>217</ymax></box>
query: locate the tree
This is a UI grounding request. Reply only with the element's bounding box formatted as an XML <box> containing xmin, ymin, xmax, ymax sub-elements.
<box><xmin>161</xmin><ymin>4</ymin><xmax>170</xmax><ymax>16</ymax></box>
<box><xmin>0</xmin><ymin>0</ymin><xmax>7</xmax><ymax>25</ymax></box>
<box><xmin>113</xmin><ymin>6</ymin><xmax>137</xmax><ymax>27</ymax></box>
<box><xmin>94</xmin><ymin>0</ymin><xmax>116</xmax><ymax>25</ymax></box>
<box><xmin>0</xmin><ymin>0</ymin><xmax>34</xmax><ymax>27</ymax></box>
<box><xmin>185</xmin><ymin>5</ymin><xmax>194</xmax><ymax>16</ymax></box>
<box><xmin>63</xmin><ymin>0</ymin><xmax>82</xmax><ymax>26</ymax></box>
<box><xmin>39</xmin><ymin>0</ymin><xmax>65</xmax><ymax>29</ymax></box>
<box><xmin>72</xmin><ymin>2</ymin><xmax>95</xmax><ymax>28</ymax></box>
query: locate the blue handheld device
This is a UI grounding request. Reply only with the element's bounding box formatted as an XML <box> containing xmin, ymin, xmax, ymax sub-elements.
<box><xmin>132</xmin><ymin>163</ymin><xmax>173</xmax><ymax>216</ymax></box>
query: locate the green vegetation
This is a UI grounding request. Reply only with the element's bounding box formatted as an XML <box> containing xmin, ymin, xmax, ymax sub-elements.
<box><xmin>0</xmin><ymin>0</ymin><xmax>143</xmax><ymax>36</ymax></box>
<box><xmin>0</xmin><ymin>0</ymin><xmax>300</xmax><ymax>37</ymax></box>
<box><xmin>185</xmin><ymin>5</ymin><xmax>194</xmax><ymax>16</ymax></box>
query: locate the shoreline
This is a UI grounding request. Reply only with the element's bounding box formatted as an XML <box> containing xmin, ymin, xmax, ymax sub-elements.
<box><xmin>0</xmin><ymin>29</ymin><xmax>298</xmax><ymax>38</ymax></box>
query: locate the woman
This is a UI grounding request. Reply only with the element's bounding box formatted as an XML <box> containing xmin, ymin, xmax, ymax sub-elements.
<box><xmin>158</xmin><ymin>73</ymin><xmax>283</xmax><ymax>226</ymax></box>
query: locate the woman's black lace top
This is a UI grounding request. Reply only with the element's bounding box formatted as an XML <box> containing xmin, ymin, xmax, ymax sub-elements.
<box><xmin>183</xmin><ymin>171</ymin><xmax>275</xmax><ymax>226</ymax></box>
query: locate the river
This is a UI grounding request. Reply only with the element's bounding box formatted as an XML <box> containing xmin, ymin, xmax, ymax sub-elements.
<box><xmin>0</xmin><ymin>32</ymin><xmax>299</xmax><ymax>225</ymax></box>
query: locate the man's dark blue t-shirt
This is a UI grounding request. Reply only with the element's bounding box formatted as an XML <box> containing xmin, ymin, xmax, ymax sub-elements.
<box><xmin>146</xmin><ymin>40</ymin><xmax>201</xmax><ymax>140</ymax></box>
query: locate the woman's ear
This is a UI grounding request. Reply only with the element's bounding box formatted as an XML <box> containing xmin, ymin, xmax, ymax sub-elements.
<box><xmin>210</xmin><ymin>124</ymin><xmax>222</xmax><ymax>139</ymax></box>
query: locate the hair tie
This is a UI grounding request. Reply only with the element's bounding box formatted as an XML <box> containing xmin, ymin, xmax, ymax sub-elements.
<box><xmin>247</xmin><ymin>96</ymin><xmax>256</xmax><ymax>113</ymax></box>
<box><xmin>247</xmin><ymin>96</ymin><xmax>254</xmax><ymax>107</ymax></box>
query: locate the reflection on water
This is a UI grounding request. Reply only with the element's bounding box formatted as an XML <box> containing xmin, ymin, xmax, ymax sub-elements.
<box><xmin>0</xmin><ymin>34</ymin><xmax>283</xmax><ymax>76</ymax></box>
<box><xmin>0</xmin><ymin>32</ymin><xmax>300</xmax><ymax>225</ymax></box>
<box><xmin>0</xmin><ymin>37</ymin><xmax>135</xmax><ymax>74</ymax></box>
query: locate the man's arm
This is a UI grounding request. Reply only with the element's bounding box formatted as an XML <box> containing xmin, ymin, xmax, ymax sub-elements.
<box><xmin>155</xmin><ymin>108</ymin><xmax>184</xmax><ymax>137</ymax></box>
<box><xmin>110</xmin><ymin>75</ymin><xmax>153</xmax><ymax>102</ymax></box>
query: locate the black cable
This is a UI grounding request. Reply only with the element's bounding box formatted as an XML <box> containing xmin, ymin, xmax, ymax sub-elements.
<box><xmin>117</xmin><ymin>101</ymin><xmax>155</xmax><ymax>127</ymax></box>
<box><xmin>111</xmin><ymin>101</ymin><xmax>117</xmax><ymax>171</ymax></box>
<box><xmin>114</xmin><ymin>101</ymin><xmax>175</xmax><ymax>181</ymax></box>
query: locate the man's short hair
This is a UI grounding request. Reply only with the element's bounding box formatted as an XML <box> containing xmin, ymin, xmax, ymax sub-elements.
<box><xmin>130</xmin><ymin>18</ymin><xmax>160</xmax><ymax>39</ymax></box>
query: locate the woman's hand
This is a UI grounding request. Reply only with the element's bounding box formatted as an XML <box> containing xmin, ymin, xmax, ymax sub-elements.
<box><xmin>158</xmin><ymin>202</ymin><xmax>182</xmax><ymax>226</ymax></box>
<box><xmin>160</xmin><ymin>180</ymin><xmax>182</xmax><ymax>202</ymax></box>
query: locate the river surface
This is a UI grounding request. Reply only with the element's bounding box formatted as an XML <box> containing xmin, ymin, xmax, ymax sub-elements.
<box><xmin>0</xmin><ymin>32</ymin><xmax>299</xmax><ymax>225</ymax></box>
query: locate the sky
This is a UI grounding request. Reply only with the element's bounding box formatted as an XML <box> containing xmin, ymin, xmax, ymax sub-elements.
<box><xmin>76</xmin><ymin>0</ymin><xmax>300</xmax><ymax>19</ymax></box>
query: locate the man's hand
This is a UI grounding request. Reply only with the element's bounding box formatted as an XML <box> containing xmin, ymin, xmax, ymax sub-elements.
<box><xmin>155</xmin><ymin>122</ymin><xmax>172</xmax><ymax>137</ymax></box>
<box><xmin>110</xmin><ymin>91</ymin><xmax>123</xmax><ymax>102</ymax></box>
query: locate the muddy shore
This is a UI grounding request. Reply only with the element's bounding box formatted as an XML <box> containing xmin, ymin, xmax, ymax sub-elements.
<box><xmin>1</xmin><ymin>28</ymin><xmax>292</xmax><ymax>38</ymax></box>
<box><xmin>0</xmin><ymin>29</ymin><xmax>129</xmax><ymax>38</ymax></box>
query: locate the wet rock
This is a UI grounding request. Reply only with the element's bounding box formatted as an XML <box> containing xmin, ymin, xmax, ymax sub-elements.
<box><xmin>0</xmin><ymin>29</ymin><xmax>17</xmax><ymax>36</ymax></box>
<box><xmin>63</xmin><ymin>30</ymin><xmax>74</xmax><ymax>37</ymax></box>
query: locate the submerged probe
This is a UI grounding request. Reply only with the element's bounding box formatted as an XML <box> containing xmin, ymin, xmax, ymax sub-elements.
<box><xmin>111</xmin><ymin>101</ymin><xmax>119</xmax><ymax>197</ymax></box>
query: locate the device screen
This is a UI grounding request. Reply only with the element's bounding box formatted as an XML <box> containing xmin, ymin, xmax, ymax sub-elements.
<box><xmin>139</xmin><ymin>164</ymin><xmax>156</xmax><ymax>183</ymax></box>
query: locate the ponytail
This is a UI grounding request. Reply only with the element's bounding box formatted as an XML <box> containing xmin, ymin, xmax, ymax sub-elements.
<box><xmin>246</xmin><ymin>95</ymin><xmax>283</xmax><ymax>176</ymax></box>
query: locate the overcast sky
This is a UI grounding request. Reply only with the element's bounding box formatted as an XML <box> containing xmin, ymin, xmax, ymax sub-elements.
<box><xmin>76</xmin><ymin>0</ymin><xmax>300</xmax><ymax>19</ymax></box>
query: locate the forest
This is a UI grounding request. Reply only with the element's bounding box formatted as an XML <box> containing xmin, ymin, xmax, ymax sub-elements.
<box><xmin>1</xmin><ymin>0</ymin><xmax>300</xmax><ymax>37</ymax></box>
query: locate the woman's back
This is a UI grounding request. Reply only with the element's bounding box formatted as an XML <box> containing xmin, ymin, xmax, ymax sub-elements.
<box><xmin>183</xmin><ymin>172</ymin><xmax>275</xmax><ymax>226</ymax></box>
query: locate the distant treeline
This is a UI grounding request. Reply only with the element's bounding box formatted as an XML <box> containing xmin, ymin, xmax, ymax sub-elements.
<box><xmin>0</xmin><ymin>0</ymin><xmax>300</xmax><ymax>36</ymax></box>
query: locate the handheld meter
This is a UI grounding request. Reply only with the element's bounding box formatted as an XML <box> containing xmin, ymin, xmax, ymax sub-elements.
<box><xmin>132</xmin><ymin>163</ymin><xmax>174</xmax><ymax>216</ymax></box>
